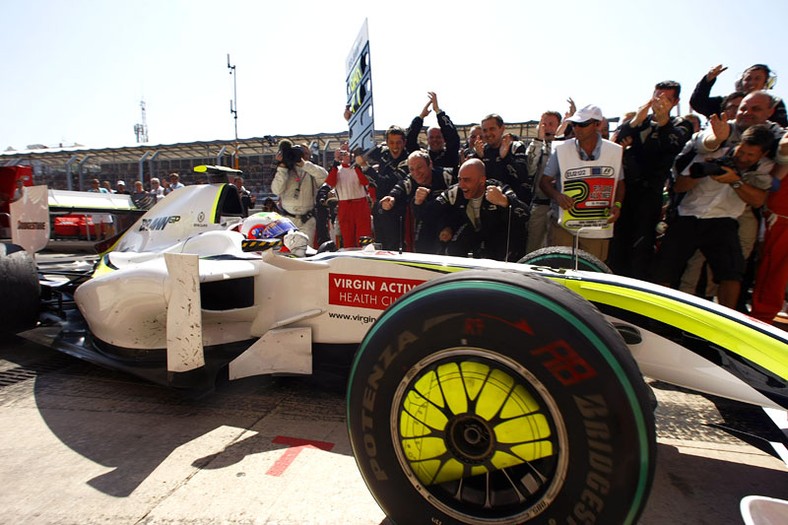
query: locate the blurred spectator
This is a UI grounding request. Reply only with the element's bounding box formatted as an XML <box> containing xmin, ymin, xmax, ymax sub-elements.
<box><xmin>233</xmin><ymin>176</ymin><xmax>256</xmax><ymax>217</ymax></box>
<box><xmin>554</xmin><ymin>97</ymin><xmax>577</xmax><ymax>140</ymax></box>
<box><xmin>115</xmin><ymin>180</ymin><xmax>130</xmax><ymax>195</ymax></box>
<box><xmin>690</xmin><ymin>64</ymin><xmax>786</xmax><ymax>126</ymax></box>
<box><xmin>459</xmin><ymin>124</ymin><xmax>482</xmax><ymax>164</ymax></box>
<box><xmin>301</xmin><ymin>143</ymin><xmax>314</xmax><ymax>162</ymax></box>
<box><xmin>167</xmin><ymin>172</ymin><xmax>185</xmax><ymax>193</ymax></box>
<box><xmin>406</xmin><ymin>92</ymin><xmax>461</xmax><ymax>171</ymax></box>
<box><xmin>88</xmin><ymin>179</ymin><xmax>104</xmax><ymax>193</ymax></box>
<box><xmin>380</xmin><ymin>150</ymin><xmax>454</xmax><ymax>254</ymax></box>
<box><xmin>315</xmin><ymin>183</ymin><xmax>339</xmax><ymax>247</ymax></box>
<box><xmin>12</xmin><ymin>179</ymin><xmax>24</xmax><ymax>201</ymax></box>
<box><xmin>608</xmin><ymin>81</ymin><xmax>694</xmax><ymax>279</ymax></box>
<box><xmin>433</xmin><ymin>158</ymin><xmax>528</xmax><ymax>261</ymax></box>
<box><xmin>526</xmin><ymin>110</ymin><xmax>562</xmax><ymax>253</ymax></box>
<box><xmin>101</xmin><ymin>180</ymin><xmax>113</xmax><ymax>193</ymax></box>
<box><xmin>149</xmin><ymin>177</ymin><xmax>165</xmax><ymax>201</ymax></box>
<box><xmin>599</xmin><ymin>118</ymin><xmax>610</xmax><ymax>140</ymax></box>
<box><xmin>683</xmin><ymin>114</ymin><xmax>702</xmax><ymax>134</ymax></box>
<box><xmin>261</xmin><ymin>197</ymin><xmax>277</xmax><ymax>212</ymax></box>
<box><xmin>540</xmin><ymin>105</ymin><xmax>624</xmax><ymax>262</ymax></box>
<box><xmin>652</xmin><ymin>124</ymin><xmax>775</xmax><ymax>308</ymax></box>
<box><xmin>87</xmin><ymin>178</ymin><xmax>114</xmax><ymax>239</ymax></box>
<box><xmin>128</xmin><ymin>179</ymin><xmax>155</xmax><ymax>213</ymax></box>
<box><xmin>465</xmin><ymin>125</ymin><xmax>482</xmax><ymax>149</ymax></box>
<box><xmin>750</xmin><ymin>131</ymin><xmax>788</xmax><ymax>323</ymax></box>
<box><xmin>721</xmin><ymin>91</ymin><xmax>746</xmax><ymax>121</ymax></box>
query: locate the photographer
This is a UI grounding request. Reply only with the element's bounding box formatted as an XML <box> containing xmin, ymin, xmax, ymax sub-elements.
<box><xmin>271</xmin><ymin>139</ymin><xmax>328</xmax><ymax>246</ymax></box>
<box><xmin>652</xmin><ymin>125</ymin><xmax>775</xmax><ymax>308</ymax></box>
<box><xmin>678</xmin><ymin>91</ymin><xmax>785</xmax><ymax>299</ymax></box>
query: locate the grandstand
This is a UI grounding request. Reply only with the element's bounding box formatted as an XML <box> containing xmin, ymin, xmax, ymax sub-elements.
<box><xmin>0</xmin><ymin>122</ymin><xmax>544</xmax><ymax>195</ymax></box>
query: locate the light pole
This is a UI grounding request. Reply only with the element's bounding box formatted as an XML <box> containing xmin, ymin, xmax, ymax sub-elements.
<box><xmin>227</xmin><ymin>54</ymin><xmax>239</xmax><ymax>168</ymax></box>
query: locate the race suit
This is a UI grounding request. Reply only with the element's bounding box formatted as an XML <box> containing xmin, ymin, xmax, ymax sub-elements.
<box><xmin>325</xmin><ymin>163</ymin><xmax>375</xmax><ymax>248</ymax></box>
<box><xmin>366</xmin><ymin>146</ymin><xmax>409</xmax><ymax>250</ymax></box>
<box><xmin>406</xmin><ymin>110</ymin><xmax>461</xmax><ymax>171</ymax></box>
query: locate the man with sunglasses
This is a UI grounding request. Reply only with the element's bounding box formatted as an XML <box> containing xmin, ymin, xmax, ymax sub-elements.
<box><xmin>539</xmin><ymin>105</ymin><xmax>624</xmax><ymax>261</ymax></box>
<box><xmin>607</xmin><ymin>81</ymin><xmax>694</xmax><ymax>279</ymax></box>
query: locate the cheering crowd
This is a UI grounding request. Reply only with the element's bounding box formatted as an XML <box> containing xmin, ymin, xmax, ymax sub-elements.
<box><xmin>269</xmin><ymin>64</ymin><xmax>788</xmax><ymax>325</ymax></box>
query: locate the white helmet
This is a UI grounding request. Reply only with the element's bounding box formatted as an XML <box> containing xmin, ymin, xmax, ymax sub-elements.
<box><xmin>241</xmin><ymin>212</ymin><xmax>309</xmax><ymax>256</ymax></box>
<box><xmin>241</xmin><ymin>212</ymin><xmax>297</xmax><ymax>240</ymax></box>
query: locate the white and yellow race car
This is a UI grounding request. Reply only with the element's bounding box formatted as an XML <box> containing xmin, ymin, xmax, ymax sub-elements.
<box><xmin>2</xmin><ymin>175</ymin><xmax>786</xmax><ymax>525</ymax></box>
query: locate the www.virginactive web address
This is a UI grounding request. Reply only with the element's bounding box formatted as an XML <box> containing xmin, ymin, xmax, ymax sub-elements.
<box><xmin>327</xmin><ymin>312</ymin><xmax>377</xmax><ymax>325</ymax></box>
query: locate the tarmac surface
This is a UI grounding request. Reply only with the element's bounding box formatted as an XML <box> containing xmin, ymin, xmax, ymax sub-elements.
<box><xmin>0</xmin><ymin>334</ymin><xmax>786</xmax><ymax>525</ymax></box>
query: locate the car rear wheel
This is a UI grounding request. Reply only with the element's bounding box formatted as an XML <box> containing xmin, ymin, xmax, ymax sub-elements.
<box><xmin>518</xmin><ymin>246</ymin><xmax>612</xmax><ymax>273</ymax></box>
<box><xmin>0</xmin><ymin>243</ymin><xmax>40</xmax><ymax>335</ymax></box>
<box><xmin>347</xmin><ymin>270</ymin><xmax>655</xmax><ymax>524</ymax></box>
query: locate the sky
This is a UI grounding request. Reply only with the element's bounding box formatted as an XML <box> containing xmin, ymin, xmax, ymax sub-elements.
<box><xmin>2</xmin><ymin>0</ymin><xmax>787</xmax><ymax>151</ymax></box>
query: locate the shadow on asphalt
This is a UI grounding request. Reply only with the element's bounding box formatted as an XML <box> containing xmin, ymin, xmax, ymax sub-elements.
<box><xmin>24</xmin><ymin>342</ymin><xmax>352</xmax><ymax>497</ymax></box>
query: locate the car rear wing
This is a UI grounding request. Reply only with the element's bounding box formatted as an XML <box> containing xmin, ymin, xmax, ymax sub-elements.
<box><xmin>9</xmin><ymin>186</ymin><xmax>147</xmax><ymax>254</ymax></box>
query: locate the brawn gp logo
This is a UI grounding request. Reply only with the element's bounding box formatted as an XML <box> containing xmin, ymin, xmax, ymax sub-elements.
<box><xmin>139</xmin><ymin>215</ymin><xmax>181</xmax><ymax>231</ymax></box>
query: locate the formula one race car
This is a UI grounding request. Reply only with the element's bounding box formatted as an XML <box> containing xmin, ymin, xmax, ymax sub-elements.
<box><xmin>2</xmin><ymin>178</ymin><xmax>787</xmax><ymax>525</ymax></box>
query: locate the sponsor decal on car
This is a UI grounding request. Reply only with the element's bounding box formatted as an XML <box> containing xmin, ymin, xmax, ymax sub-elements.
<box><xmin>139</xmin><ymin>215</ymin><xmax>181</xmax><ymax>231</ymax></box>
<box><xmin>329</xmin><ymin>273</ymin><xmax>425</xmax><ymax>310</ymax></box>
<box><xmin>16</xmin><ymin>221</ymin><xmax>46</xmax><ymax>230</ymax></box>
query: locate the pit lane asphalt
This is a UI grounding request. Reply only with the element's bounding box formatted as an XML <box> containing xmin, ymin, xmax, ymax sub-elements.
<box><xmin>0</xmin><ymin>335</ymin><xmax>786</xmax><ymax>525</ymax></box>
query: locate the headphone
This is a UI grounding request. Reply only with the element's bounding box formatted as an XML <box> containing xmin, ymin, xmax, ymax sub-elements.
<box><xmin>735</xmin><ymin>64</ymin><xmax>778</xmax><ymax>91</ymax></box>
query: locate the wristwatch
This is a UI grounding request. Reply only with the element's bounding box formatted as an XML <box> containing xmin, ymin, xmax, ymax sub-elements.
<box><xmin>730</xmin><ymin>180</ymin><xmax>743</xmax><ymax>190</ymax></box>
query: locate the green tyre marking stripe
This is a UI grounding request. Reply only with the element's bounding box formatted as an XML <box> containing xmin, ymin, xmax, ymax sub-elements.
<box><xmin>353</xmin><ymin>279</ymin><xmax>650</xmax><ymax>525</ymax></box>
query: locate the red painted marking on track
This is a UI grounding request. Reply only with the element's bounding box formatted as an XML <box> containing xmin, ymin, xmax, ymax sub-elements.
<box><xmin>266</xmin><ymin>435</ymin><xmax>335</xmax><ymax>477</ymax></box>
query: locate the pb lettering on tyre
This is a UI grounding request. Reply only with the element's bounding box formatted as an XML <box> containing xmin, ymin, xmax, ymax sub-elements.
<box><xmin>347</xmin><ymin>270</ymin><xmax>655</xmax><ymax>524</ymax></box>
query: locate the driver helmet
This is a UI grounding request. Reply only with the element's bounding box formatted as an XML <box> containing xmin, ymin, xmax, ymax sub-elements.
<box><xmin>241</xmin><ymin>212</ymin><xmax>297</xmax><ymax>240</ymax></box>
<box><xmin>240</xmin><ymin>212</ymin><xmax>309</xmax><ymax>256</ymax></box>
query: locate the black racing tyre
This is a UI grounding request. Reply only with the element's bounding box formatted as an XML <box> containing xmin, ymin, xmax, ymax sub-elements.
<box><xmin>0</xmin><ymin>243</ymin><xmax>40</xmax><ymax>334</ymax></box>
<box><xmin>518</xmin><ymin>246</ymin><xmax>612</xmax><ymax>274</ymax></box>
<box><xmin>347</xmin><ymin>270</ymin><xmax>655</xmax><ymax>525</ymax></box>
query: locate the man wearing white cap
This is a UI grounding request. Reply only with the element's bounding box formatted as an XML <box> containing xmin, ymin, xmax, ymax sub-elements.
<box><xmin>539</xmin><ymin>104</ymin><xmax>624</xmax><ymax>261</ymax></box>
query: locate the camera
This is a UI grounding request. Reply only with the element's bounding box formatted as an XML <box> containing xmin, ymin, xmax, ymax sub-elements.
<box><xmin>278</xmin><ymin>140</ymin><xmax>304</xmax><ymax>170</ymax></box>
<box><xmin>688</xmin><ymin>157</ymin><xmax>738</xmax><ymax>179</ymax></box>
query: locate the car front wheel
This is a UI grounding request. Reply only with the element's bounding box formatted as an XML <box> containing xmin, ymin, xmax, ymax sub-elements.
<box><xmin>347</xmin><ymin>270</ymin><xmax>655</xmax><ymax>524</ymax></box>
